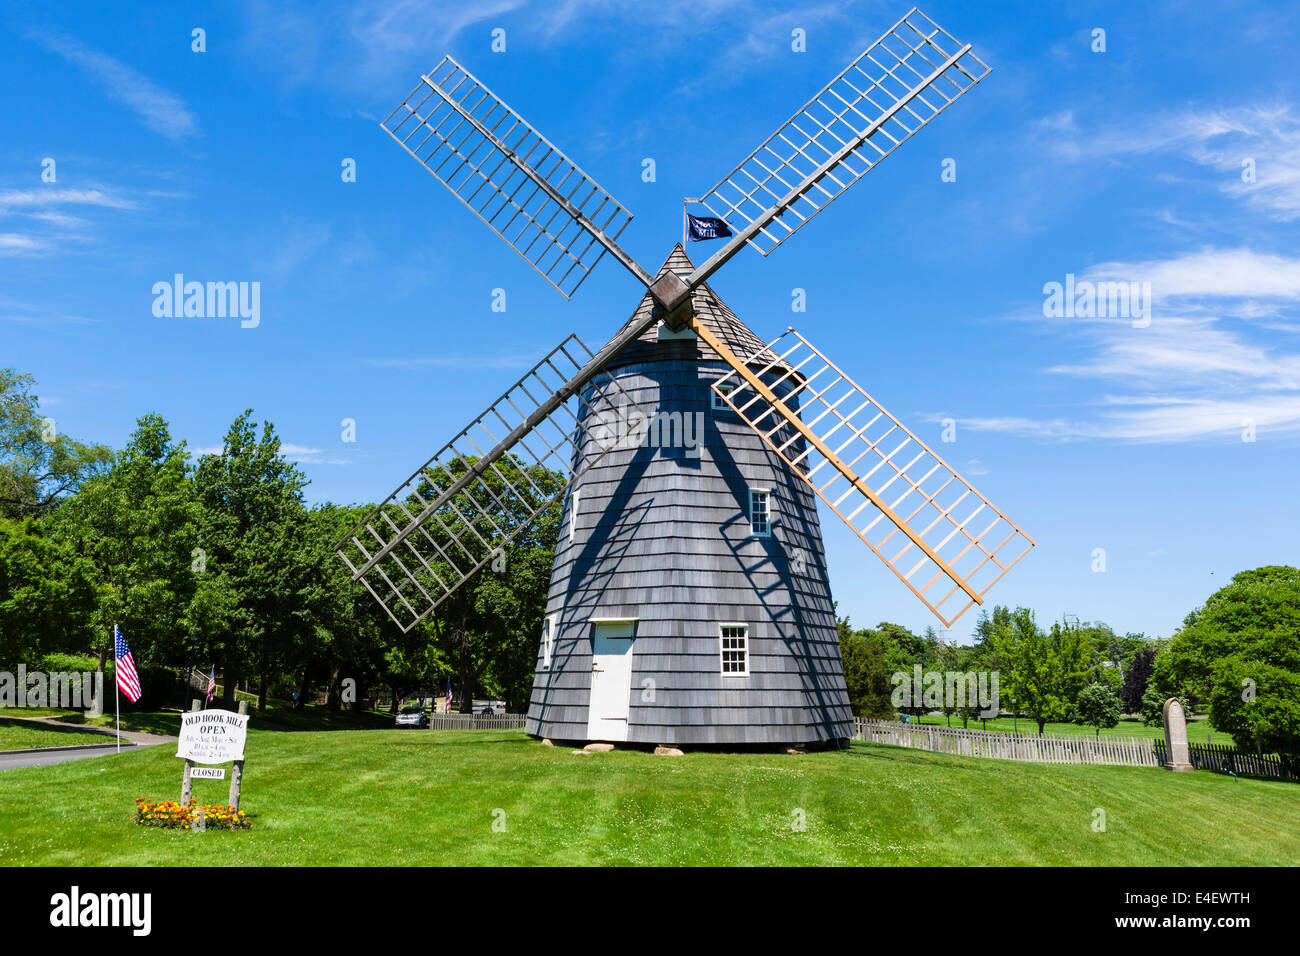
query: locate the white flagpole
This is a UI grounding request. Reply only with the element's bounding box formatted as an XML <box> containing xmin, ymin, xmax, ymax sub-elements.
<box><xmin>113</xmin><ymin>623</ymin><xmax>121</xmax><ymax>753</ymax></box>
<box><xmin>682</xmin><ymin>198</ymin><xmax>700</xmax><ymax>247</ymax></box>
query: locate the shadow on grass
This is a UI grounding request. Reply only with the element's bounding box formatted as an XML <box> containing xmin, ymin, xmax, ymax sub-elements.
<box><xmin>60</xmin><ymin>711</ymin><xmax>184</xmax><ymax>737</ymax></box>
<box><xmin>57</xmin><ymin>705</ymin><xmax>396</xmax><ymax>736</ymax></box>
<box><xmin>840</xmin><ymin>748</ymin><xmax>898</xmax><ymax>761</ymax></box>
<box><xmin>245</xmin><ymin>709</ymin><xmax>393</xmax><ymax>732</ymax></box>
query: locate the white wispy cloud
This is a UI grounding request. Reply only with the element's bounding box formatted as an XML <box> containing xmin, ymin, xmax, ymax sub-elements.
<box><xmin>0</xmin><ymin>233</ymin><xmax>47</xmax><ymax>255</ymax></box>
<box><xmin>0</xmin><ymin>185</ymin><xmax>140</xmax><ymax>256</ymax></box>
<box><xmin>1088</xmin><ymin>247</ymin><xmax>1300</xmax><ymax>305</ymax></box>
<box><xmin>240</xmin><ymin>0</ymin><xmax>527</xmax><ymax>87</ymax></box>
<box><xmin>241</xmin><ymin>0</ymin><xmax>865</xmax><ymax>96</ymax></box>
<box><xmin>958</xmin><ymin>248</ymin><xmax>1300</xmax><ymax>443</ymax></box>
<box><xmin>27</xmin><ymin>212</ymin><xmax>91</xmax><ymax>228</ymax></box>
<box><xmin>190</xmin><ymin>442</ymin><xmax>351</xmax><ymax>465</ymax></box>
<box><xmin>37</xmin><ymin>33</ymin><xmax>199</xmax><ymax>141</ymax></box>
<box><xmin>0</xmin><ymin>301</ymin><xmax>99</xmax><ymax>323</ymax></box>
<box><xmin>280</xmin><ymin>443</ymin><xmax>352</xmax><ymax>465</ymax></box>
<box><xmin>268</xmin><ymin>222</ymin><xmax>333</xmax><ymax>276</ymax></box>
<box><xmin>1038</xmin><ymin>104</ymin><xmax>1300</xmax><ymax>220</ymax></box>
<box><xmin>0</xmin><ymin>187</ymin><xmax>137</xmax><ymax>211</ymax></box>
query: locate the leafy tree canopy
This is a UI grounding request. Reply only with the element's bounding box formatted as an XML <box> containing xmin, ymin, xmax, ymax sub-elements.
<box><xmin>1163</xmin><ymin>566</ymin><xmax>1300</xmax><ymax>754</ymax></box>
<box><xmin>0</xmin><ymin>368</ymin><xmax>112</xmax><ymax>518</ymax></box>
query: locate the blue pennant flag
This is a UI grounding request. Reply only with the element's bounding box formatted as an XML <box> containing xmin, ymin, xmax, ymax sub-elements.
<box><xmin>686</xmin><ymin>213</ymin><xmax>733</xmax><ymax>241</ymax></box>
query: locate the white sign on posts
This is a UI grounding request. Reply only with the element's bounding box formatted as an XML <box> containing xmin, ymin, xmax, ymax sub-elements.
<box><xmin>177</xmin><ymin>709</ymin><xmax>249</xmax><ymax>764</ymax></box>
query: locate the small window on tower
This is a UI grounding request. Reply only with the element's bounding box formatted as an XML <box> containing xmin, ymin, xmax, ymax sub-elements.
<box><xmin>720</xmin><ymin>624</ymin><xmax>749</xmax><ymax>676</ymax></box>
<box><xmin>569</xmin><ymin>490</ymin><xmax>581</xmax><ymax>543</ymax></box>
<box><xmin>712</xmin><ymin>382</ymin><xmax>736</xmax><ymax>410</ymax></box>
<box><xmin>541</xmin><ymin>615</ymin><xmax>556</xmax><ymax>670</ymax></box>
<box><xmin>749</xmin><ymin>489</ymin><xmax>770</xmax><ymax>537</ymax></box>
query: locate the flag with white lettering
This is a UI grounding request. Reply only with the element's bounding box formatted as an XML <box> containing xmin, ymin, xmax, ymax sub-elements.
<box><xmin>686</xmin><ymin>213</ymin><xmax>733</xmax><ymax>241</ymax></box>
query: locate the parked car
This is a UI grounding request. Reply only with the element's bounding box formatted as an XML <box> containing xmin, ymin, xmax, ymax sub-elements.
<box><xmin>395</xmin><ymin>706</ymin><xmax>428</xmax><ymax>728</ymax></box>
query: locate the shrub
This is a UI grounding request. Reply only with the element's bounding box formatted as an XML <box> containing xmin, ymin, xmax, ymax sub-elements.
<box><xmin>1075</xmin><ymin>682</ymin><xmax>1122</xmax><ymax>736</ymax></box>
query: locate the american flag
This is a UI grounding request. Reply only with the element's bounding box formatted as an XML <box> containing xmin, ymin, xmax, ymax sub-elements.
<box><xmin>206</xmin><ymin>667</ymin><xmax>216</xmax><ymax>704</ymax></box>
<box><xmin>445</xmin><ymin>678</ymin><xmax>454</xmax><ymax>711</ymax></box>
<box><xmin>114</xmin><ymin>625</ymin><xmax>142</xmax><ymax>703</ymax></box>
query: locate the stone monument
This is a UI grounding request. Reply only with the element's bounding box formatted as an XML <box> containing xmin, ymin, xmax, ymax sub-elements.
<box><xmin>1162</xmin><ymin>697</ymin><xmax>1194</xmax><ymax>772</ymax></box>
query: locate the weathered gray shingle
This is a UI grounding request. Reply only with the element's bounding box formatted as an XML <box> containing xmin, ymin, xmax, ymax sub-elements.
<box><xmin>526</xmin><ymin>247</ymin><xmax>852</xmax><ymax>747</ymax></box>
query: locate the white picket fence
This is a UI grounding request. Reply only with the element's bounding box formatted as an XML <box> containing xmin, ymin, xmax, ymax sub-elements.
<box><xmin>854</xmin><ymin>719</ymin><xmax>1161</xmax><ymax>767</ymax></box>
<box><xmin>428</xmin><ymin>713</ymin><xmax>527</xmax><ymax>730</ymax></box>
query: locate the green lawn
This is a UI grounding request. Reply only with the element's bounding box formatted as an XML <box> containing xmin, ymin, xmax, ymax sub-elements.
<box><xmin>0</xmin><ymin>729</ymin><xmax>1293</xmax><ymax>866</ymax></box>
<box><xmin>915</xmin><ymin>714</ymin><xmax>1232</xmax><ymax>745</ymax></box>
<box><xmin>0</xmin><ymin>717</ymin><xmax>110</xmax><ymax>751</ymax></box>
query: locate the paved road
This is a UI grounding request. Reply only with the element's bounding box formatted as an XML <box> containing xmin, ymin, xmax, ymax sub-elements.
<box><xmin>0</xmin><ymin>743</ymin><xmax>146</xmax><ymax>770</ymax></box>
<box><xmin>0</xmin><ymin>715</ymin><xmax>177</xmax><ymax>770</ymax></box>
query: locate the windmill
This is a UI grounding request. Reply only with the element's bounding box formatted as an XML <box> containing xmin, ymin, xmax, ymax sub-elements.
<box><xmin>338</xmin><ymin>7</ymin><xmax>1034</xmax><ymax>747</ymax></box>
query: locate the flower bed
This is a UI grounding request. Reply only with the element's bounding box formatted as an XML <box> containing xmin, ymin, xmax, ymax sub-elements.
<box><xmin>134</xmin><ymin>798</ymin><xmax>250</xmax><ymax>830</ymax></box>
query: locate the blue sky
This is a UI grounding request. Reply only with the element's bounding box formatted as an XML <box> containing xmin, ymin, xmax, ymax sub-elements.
<box><xmin>3</xmin><ymin>0</ymin><xmax>1298</xmax><ymax>642</ymax></box>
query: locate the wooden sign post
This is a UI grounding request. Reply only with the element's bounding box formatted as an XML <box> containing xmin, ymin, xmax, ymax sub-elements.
<box><xmin>180</xmin><ymin>697</ymin><xmax>200</xmax><ymax>804</ymax></box>
<box><xmin>229</xmin><ymin>701</ymin><xmax>247</xmax><ymax>810</ymax></box>
<box><xmin>176</xmin><ymin>699</ymin><xmax>250</xmax><ymax>816</ymax></box>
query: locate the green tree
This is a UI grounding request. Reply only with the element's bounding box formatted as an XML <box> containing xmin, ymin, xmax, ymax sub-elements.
<box><xmin>297</xmin><ymin>504</ymin><xmax>392</xmax><ymax>712</ymax></box>
<box><xmin>1053</xmin><ymin>619</ymin><xmax>1094</xmax><ymax>720</ymax></box>
<box><xmin>972</xmin><ymin>605</ymin><xmax>1012</xmax><ymax>646</ymax></box>
<box><xmin>0</xmin><ymin>518</ymin><xmax>96</xmax><ymax>666</ymax></box>
<box><xmin>1141</xmin><ymin>685</ymin><xmax>1186</xmax><ymax>727</ymax></box>
<box><xmin>45</xmin><ymin>414</ymin><xmax>199</xmax><ymax>671</ymax></box>
<box><xmin>992</xmin><ymin>608</ymin><xmax>1096</xmax><ymax>734</ymax></box>
<box><xmin>1075</xmin><ymin>682</ymin><xmax>1121</xmax><ymax>737</ymax></box>
<box><xmin>837</xmin><ymin>618</ymin><xmax>895</xmax><ymax>719</ymax></box>
<box><xmin>931</xmin><ymin>638</ymin><xmax>966</xmax><ymax>726</ymax></box>
<box><xmin>193</xmin><ymin>411</ymin><xmax>311</xmax><ymax>710</ymax></box>
<box><xmin>363</xmin><ymin>452</ymin><xmax>564</xmax><ymax>712</ymax></box>
<box><xmin>859</xmin><ymin>620</ymin><xmax>930</xmax><ymax>721</ymax></box>
<box><xmin>1163</xmin><ymin>566</ymin><xmax>1300</xmax><ymax>758</ymax></box>
<box><xmin>1121</xmin><ymin>645</ymin><xmax>1156</xmax><ymax>713</ymax></box>
<box><xmin>0</xmin><ymin>368</ymin><xmax>112</xmax><ymax>518</ymax></box>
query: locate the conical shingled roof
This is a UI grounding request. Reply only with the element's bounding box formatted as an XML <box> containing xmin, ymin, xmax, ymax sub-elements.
<box><xmin>601</xmin><ymin>244</ymin><xmax>772</xmax><ymax>369</ymax></box>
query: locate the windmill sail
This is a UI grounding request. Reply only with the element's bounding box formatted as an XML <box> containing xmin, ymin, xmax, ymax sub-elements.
<box><xmin>336</xmin><ymin>335</ymin><xmax>640</xmax><ymax>632</ymax></box>
<box><xmin>688</xmin><ymin>7</ymin><xmax>989</xmax><ymax>288</ymax></box>
<box><xmin>382</xmin><ymin>56</ymin><xmax>650</xmax><ymax>298</ymax></box>
<box><xmin>703</xmin><ymin>325</ymin><xmax>1034</xmax><ymax>627</ymax></box>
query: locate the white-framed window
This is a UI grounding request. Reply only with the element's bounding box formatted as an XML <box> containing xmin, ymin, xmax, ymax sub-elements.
<box><xmin>720</xmin><ymin>623</ymin><xmax>749</xmax><ymax>676</ymax></box>
<box><xmin>749</xmin><ymin>488</ymin><xmax>770</xmax><ymax>537</ymax></box>
<box><xmin>712</xmin><ymin>382</ymin><xmax>736</xmax><ymax>410</ymax></box>
<box><xmin>568</xmin><ymin>489</ymin><xmax>581</xmax><ymax>543</ymax></box>
<box><xmin>541</xmin><ymin>614</ymin><xmax>557</xmax><ymax>670</ymax></box>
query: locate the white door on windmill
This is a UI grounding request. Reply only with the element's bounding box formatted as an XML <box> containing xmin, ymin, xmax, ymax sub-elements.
<box><xmin>587</xmin><ymin>620</ymin><xmax>636</xmax><ymax>741</ymax></box>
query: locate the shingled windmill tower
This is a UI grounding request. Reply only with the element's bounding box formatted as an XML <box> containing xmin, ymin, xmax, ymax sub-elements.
<box><xmin>338</xmin><ymin>8</ymin><xmax>1034</xmax><ymax>747</ymax></box>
